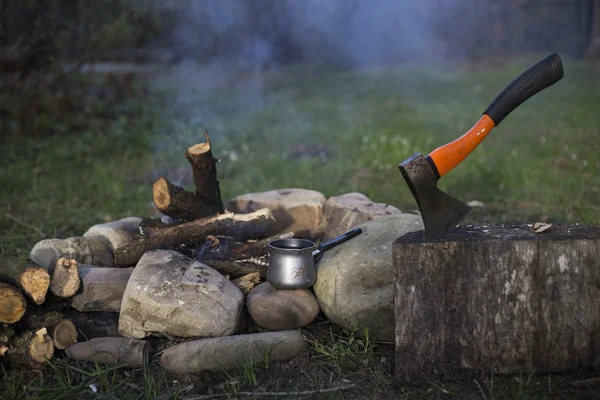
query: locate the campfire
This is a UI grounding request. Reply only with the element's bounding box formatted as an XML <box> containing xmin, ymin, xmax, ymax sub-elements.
<box><xmin>0</xmin><ymin>130</ymin><xmax>400</xmax><ymax>372</ymax></box>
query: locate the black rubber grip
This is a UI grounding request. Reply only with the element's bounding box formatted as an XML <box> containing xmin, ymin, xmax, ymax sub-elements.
<box><xmin>483</xmin><ymin>52</ymin><xmax>563</xmax><ymax>126</ymax></box>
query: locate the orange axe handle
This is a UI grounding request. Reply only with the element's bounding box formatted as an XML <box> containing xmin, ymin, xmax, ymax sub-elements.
<box><xmin>428</xmin><ymin>52</ymin><xmax>564</xmax><ymax>179</ymax></box>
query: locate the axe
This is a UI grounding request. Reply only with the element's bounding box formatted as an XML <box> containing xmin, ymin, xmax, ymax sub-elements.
<box><xmin>399</xmin><ymin>53</ymin><xmax>564</xmax><ymax>238</ymax></box>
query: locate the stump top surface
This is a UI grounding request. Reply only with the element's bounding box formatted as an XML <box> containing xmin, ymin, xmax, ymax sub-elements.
<box><xmin>395</xmin><ymin>222</ymin><xmax>600</xmax><ymax>244</ymax></box>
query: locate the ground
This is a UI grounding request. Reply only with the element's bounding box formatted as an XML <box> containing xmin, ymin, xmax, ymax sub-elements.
<box><xmin>1</xmin><ymin>54</ymin><xmax>599</xmax><ymax>399</ymax></box>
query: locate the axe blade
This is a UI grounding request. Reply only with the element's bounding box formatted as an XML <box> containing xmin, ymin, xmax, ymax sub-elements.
<box><xmin>399</xmin><ymin>153</ymin><xmax>471</xmax><ymax>238</ymax></box>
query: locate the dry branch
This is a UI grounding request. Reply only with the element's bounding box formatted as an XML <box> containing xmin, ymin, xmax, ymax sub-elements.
<box><xmin>114</xmin><ymin>208</ymin><xmax>275</xmax><ymax>266</ymax></box>
<box><xmin>152</xmin><ymin>130</ymin><xmax>224</xmax><ymax>221</ymax></box>
<box><xmin>0</xmin><ymin>282</ymin><xmax>26</xmax><ymax>323</ymax></box>
<box><xmin>0</xmin><ymin>254</ymin><xmax>50</xmax><ymax>304</ymax></box>
<box><xmin>49</xmin><ymin>257</ymin><xmax>80</xmax><ymax>298</ymax></box>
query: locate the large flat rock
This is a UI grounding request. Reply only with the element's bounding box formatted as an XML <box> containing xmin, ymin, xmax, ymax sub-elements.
<box><xmin>393</xmin><ymin>222</ymin><xmax>600</xmax><ymax>381</ymax></box>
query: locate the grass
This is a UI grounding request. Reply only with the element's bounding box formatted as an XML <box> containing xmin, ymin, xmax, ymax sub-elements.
<box><xmin>1</xmin><ymin>54</ymin><xmax>600</xmax><ymax>398</ymax></box>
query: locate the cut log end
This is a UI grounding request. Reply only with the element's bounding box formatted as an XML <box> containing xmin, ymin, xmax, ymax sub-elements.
<box><xmin>0</xmin><ymin>282</ymin><xmax>26</xmax><ymax>323</ymax></box>
<box><xmin>19</xmin><ymin>267</ymin><xmax>50</xmax><ymax>305</ymax></box>
<box><xmin>52</xmin><ymin>320</ymin><xmax>78</xmax><ymax>350</ymax></box>
<box><xmin>187</xmin><ymin>142</ymin><xmax>211</xmax><ymax>156</ymax></box>
<box><xmin>50</xmin><ymin>258</ymin><xmax>80</xmax><ymax>298</ymax></box>
<box><xmin>152</xmin><ymin>177</ymin><xmax>173</xmax><ymax>210</ymax></box>
<box><xmin>30</xmin><ymin>328</ymin><xmax>54</xmax><ymax>363</ymax></box>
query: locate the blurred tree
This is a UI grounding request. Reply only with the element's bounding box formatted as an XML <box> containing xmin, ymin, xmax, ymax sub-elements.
<box><xmin>586</xmin><ymin>0</ymin><xmax>600</xmax><ymax>59</ymax></box>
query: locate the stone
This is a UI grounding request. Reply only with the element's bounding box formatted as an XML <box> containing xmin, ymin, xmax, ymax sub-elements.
<box><xmin>393</xmin><ymin>222</ymin><xmax>600</xmax><ymax>381</ymax></box>
<box><xmin>247</xmin><ymin>282</ymin><xmax>320</xmax><ymax>330</ymax></box>
<box><xmin>161</xmin><ymin>330</ymin><xmax>307</xmax><ymax>375</ymax></box>
<box><xmin>118</xmin><ymin>250</ymin><xmax>243</xmax><ymax>339</ymax></box>
<box><xmin>313</xmin><ymin>213</ymin><xmax>423</xmax><ymax>341</ymax></box>
<box><xmin>83</xmin><ymin>217</ymin><xmax>142</xmax><ymax>252</ymax></box>
<box><xmin>323</xmin><ymin>192</ymin><xmax>402</xmax><ymax>241</ymax></box>
<box><xmin>71</xmin><ymin>267</ymin><xmax>133</xmax><ymax>312</ymax></box>
<box><xmin>226</xmin><ymin>188</ymin><xmax>326</xmax><ymax>239</ymax></box>
<box><xmin>30</xmin><ymin>237</ymin><xmax>114</xmax><ymax>271</ymax></box>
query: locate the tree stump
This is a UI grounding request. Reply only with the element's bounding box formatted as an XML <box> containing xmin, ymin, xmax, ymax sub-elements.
<box><xmin>393</xmin><ymin>223</ymin><xmax>600</xmax><ymax>382</ymax></box>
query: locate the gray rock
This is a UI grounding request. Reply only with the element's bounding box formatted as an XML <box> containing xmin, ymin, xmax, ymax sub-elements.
<box><xmin>30</xmin><ymin>237</ymin><xmax>114</xmax><ymax>271</ymax></box>
<box><xmin>83</xmin><ymin>217</ymin><xmax>142</xmax><ymax>251</ymax></box>
<box><xmin>161</xmin><ymin>330</ymin><xmax>307</xmax><ymax>375</ymax></box>
<box><xmin>247</xmin><ymin>282</ymin><xmax>320</xmax><ymax>330</ymax></box>
<box><xmin>227</xmin><ymin>188</ymin><xmax>326</xmax><ymax>239</ymax></box>
<box><xmin>323</xmin><ymin>193</ymin><xmax>402</xmax><ymax>241</ymax></box>
<box><xmin>118</xmin><ymin>250</ymin><xmax>243</xmax><ymax>339</ymax></box>
<box><xmin>313</xmin><ymin>213</ymin><xmax>423</xmax><ymax>341</ymax></box>
<box><xmin>71</xmin><ymin>267</ymin><xmax>133</xmax><ymax>312</ymax></box>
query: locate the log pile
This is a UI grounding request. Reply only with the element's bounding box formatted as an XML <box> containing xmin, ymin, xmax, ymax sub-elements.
<box><xmin>1</xmin><ymin>133</ymin><xmax>285</xmax><ymax>369</ymax></box>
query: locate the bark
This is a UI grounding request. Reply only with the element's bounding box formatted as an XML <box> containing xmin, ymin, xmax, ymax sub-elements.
<box><xmin>232</xmin><ymin>272</ymin><xmax>261</xmax><ymax>294</ymax></box>
<box><xmin>70</xmin><ymin>267</ymin><xmax>132</xmax><ymax>312</ymax></box>
<box><xmin>65</xmin><ymin>337</ymin><xmax>151</xmax><ymax>367</ymax></box>
<box><xmin>60</xmin><ymin>310</ymin><xmax>121</xmax><ymax>340</ymax></box>
<box><xmin>199</xmin><ymin>232</ymin><xmax>294</xmax><ymax>262</ymax></box>
<box><xmin>393</xmin><ymin>223</ymin><xmax>600</xmax><ymax>382</ymax></box>
<box><xmin>203</xmin><ymin>260</ymin><xmax>268</xmax><ymax>279</ymax></box>
<box><xmin>152</xmin><ymin>130</ymin><xmax>224</xmax><ymax>221</ymax></box>
<box><xmin>0</xmin><ymin>282</ymin><xmax>26</xmax><ymax>323</ymax></box>
<box><xmin>7</xmin><ymin>328</ymin><xmax>54</xmax><ymax>366</ymax></box>
<box><xmin>184</xmin><ymin>130</ymin><xmax>224</xmax><ymax>213</ymax></box>
<box><xmin>114</xmin><ymin>208</ymin><xmax>275</xmax><ymax>266</ymax></box>
<box><xmin>49</xmin><ymin>257</ymin><xmax>80</xmax><ymax>298</ymax></box>
<box><xmin>18</xmin><ymin>311</ymin><xmax>78</xmax><ymax>350</ymax></box>
<box><xmin>0</xmin><ymin>254</ymin><xmax>50</xmax><ymax>304</ymax></box>
<box><xmin>196</xmin><ymin>232</ymin><xmax>293</xmax><ymax>279</ymax></box>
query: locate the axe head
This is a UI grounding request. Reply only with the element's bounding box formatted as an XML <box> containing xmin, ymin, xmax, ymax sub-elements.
<box><xmin>399</xmin><ymin>153</ymin><xmax>471</xmax><ymax>238</ymax></box>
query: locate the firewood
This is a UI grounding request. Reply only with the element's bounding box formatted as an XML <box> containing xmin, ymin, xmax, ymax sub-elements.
<box><xmin>184</xmin><ymin>130</ymin><xmax>224</xmax><ymax>213</ymax></box>
<box><xmin>71</xmin><ymin>267</ymin><xmax>133</xmax><ymax>312</ymax></box>
<box><xmin>22</xmin><ymin>307</ymin><xmax>120</xmax><ymax>340</ymax></box>
<box><xmin>0</xmin><ymin>282</ymin><xmax>26</xmax><ymax>323</ymax></box>
<box><xmin>18</xmin><ymin>311</ymin><xmax>78</xmax><ymax>350</ymax></box>
<box><xmin>196</xmin><ymin>233</ymin><xmax>293</xmax><ymax>279</ymax></box>
<box><xmin>232</xmin><ymin>272</ymin><xmax>262</xmax><ymax>294</ymax></box>
<box><xmin>65</xmin><ymin>337</ymin><xmax>151</xmax><ymax>367</ymax></box>
<box><xmin>152</xmin><ymin>130</ymin><xmax>224</xmax><ymax>222</ymax></box>
<box><xmin>153</xmin><ymin>177</ymin><xmax>210</xmax><ymax>222</ymax></box>
<box><xmin>7</xmin><ymin>328</ymin><xmax>54</xmax><ymax>366</ymax></box>
<box><xmin>199</xmin><ymin>232</ymin><xmax>294</xmax><ymax>263</ymax></box>
<box><xmin>114</xmin><ymin>208</ymin><xmax>275</xmax><ymax>266</ymax></box>
<box><xmin>49</xmin><ymin>257</ymin><xmax>80</xmax><ymax>298</ymax></box>
<box><xmin>0</xmin><ymin>254</ymin><xmax>50</xmax><ymax>304</ymax></box>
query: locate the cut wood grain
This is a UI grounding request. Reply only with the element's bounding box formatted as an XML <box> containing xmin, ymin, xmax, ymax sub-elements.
<box><xmin>0</xmin><ymin>282</ymin><xmax>26</xmax><ymax>323</ymax></box>
<box><xmin>0</xmin><ymin>254</ymin><xmax>50</xmax><ymax>304</ymax></box>
<box><xmin>49</xmin><ymin>257</ymin><xmax>80</xmax><ymax>298</ymax></box>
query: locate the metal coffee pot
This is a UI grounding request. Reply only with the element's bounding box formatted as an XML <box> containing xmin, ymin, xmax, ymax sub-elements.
<box><xmin>267</xmin><ymin>227</ymin><xmax>362</xmax><ymax>289</ymax></box>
